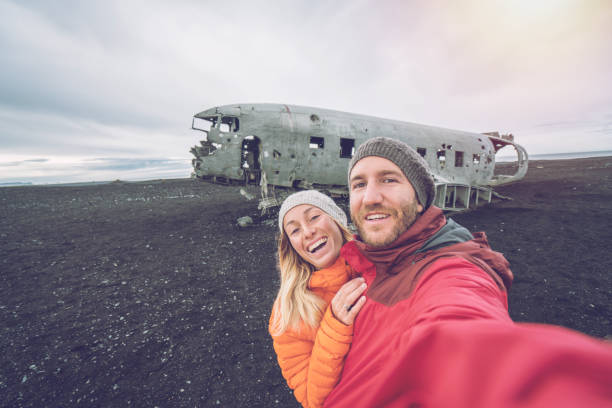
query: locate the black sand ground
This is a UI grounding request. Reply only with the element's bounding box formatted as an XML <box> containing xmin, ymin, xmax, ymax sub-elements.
<box><xmin>1</xmin><ymin>157</ymin><xmax>611</xmax><ymax>407</ymax></box>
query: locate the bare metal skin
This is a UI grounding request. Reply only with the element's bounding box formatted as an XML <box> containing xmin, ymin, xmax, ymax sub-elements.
<box><xmin>190</xmin><ymin>103</ymin><xmax>528</xmax><ymax>211</ymax></box>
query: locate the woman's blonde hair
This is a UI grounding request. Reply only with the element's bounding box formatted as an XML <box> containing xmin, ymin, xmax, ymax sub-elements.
<box><xmin>270</xmin><ymin>217</ymin><xmax>353</xmax><ymax>336</ymax></box>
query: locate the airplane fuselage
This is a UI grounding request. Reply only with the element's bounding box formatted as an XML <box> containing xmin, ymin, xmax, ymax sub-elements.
<box><xmin>190</xmin><ymin>103</ymin><xmax>528</xmax><ymax>210</ymax></box>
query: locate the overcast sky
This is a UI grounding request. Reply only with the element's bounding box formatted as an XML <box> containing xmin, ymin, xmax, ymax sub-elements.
<box><xmin>1</xmin><ymin>0</ymin><xmax>611</xmax><ymax>184</ymax></box>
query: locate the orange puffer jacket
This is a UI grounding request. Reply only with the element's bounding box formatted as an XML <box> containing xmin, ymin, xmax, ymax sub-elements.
<box><xmin>269</xmin><ymin>256</ymin><xmax>354</xmax><ymax>408</ymax></box>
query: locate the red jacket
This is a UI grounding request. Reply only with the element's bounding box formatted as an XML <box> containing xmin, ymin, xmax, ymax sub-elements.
<box><xmin>324</xmin><ymin>207</ymin><xmax>612</xmax><ymax>407</ymax></box>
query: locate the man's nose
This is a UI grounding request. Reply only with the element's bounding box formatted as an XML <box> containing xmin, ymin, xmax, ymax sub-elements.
<box><xmin>362</xmin><ymin>183</ymin><xmax>383</xmax><ymax>206</ymax></box>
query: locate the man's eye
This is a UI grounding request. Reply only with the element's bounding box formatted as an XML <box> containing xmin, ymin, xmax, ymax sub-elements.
<box><xmin>351</xmin><ymin>182</ymin><xmax>365</xmax><ymax>190</ymax></box>
<box><xmin>383</xmin><ymin>178</ymin><xmax>397</xmax><ymax>183</ymax></box>
<box><xmin>310</xmin><ymin>215</ymin><xmax>320</xmax><ymax>222</ymax></box>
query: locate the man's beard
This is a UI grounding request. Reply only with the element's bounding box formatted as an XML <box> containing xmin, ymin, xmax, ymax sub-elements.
<box><xmin>353</xmin><ymin>200</ymin><xmax>421</xmax><ymax>248</ymax></box>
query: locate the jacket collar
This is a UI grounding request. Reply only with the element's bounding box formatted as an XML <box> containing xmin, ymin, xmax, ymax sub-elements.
<box><xmin>308</xmin><ymin>255</ymin><xmax>350</xmax><ymax>290</ymax></box>
<box><xmin>352</xmin><ymin>206</ymin><xmax>446</xmax><ymax>275</ymax></box>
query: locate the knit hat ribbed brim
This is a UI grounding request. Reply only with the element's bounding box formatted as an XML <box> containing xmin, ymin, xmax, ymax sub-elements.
<box><xmin>278</xmin><ymin>190</ymin><xmax>347</xmax><ymax>233</ymax></box>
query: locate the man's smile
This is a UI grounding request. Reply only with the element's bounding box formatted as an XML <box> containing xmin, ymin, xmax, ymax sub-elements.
<box><xmin>365</xmin><ymin>213</ymin><xmax>390</xmax><ymax>221</ymax></box>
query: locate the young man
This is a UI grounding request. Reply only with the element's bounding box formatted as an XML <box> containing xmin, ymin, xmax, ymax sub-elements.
<box><xmin>323</xmin><ymin>137</ymin><xmax>612</xmax><ymax>407</ymax></box>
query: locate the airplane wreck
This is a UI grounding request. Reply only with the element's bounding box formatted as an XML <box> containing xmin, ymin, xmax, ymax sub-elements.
<box><xmin>190</xmin><ymin>103</ymin><xmax>528</xmax><ymax>211</ymax></box>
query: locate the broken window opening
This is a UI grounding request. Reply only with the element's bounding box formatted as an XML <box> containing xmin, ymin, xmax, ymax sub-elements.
<box><xmin>417</xmin><ymin>147</ymin><xmax>426</xmax><ymax>158</ymax></box>
<box><xmin>310</xmin><ymin>114</ymin><xmax>320</xmax><ymax>122</ymax></box>
<box><xmin>473</xmin><ymin>154</ymin><xmax>480</xmax><ymax>164</ymax></box>
<box><xmin>340</xmin><ymin>138</ymin><xmax>355</xmax><ymax>158</ymax></box>
<box><xmin>455</xmin><ymin>151</ymin><xmax>464</xmax><ymax>167</ymax></box>
<box><xmin>273</xmin><ymin>150</ymin><xmax>281</xmax><ymax>159</ymax></box>
<box><xmin>217</xmin><ymin>116</ymin><xmax>240</xmax><ymax>133</ymax></box>
<box><xmin>437</xmin><ymin>149</ymin><xmax>446</xmax><ymax>168</ymax></box>
<box><xmin>310</xmin><ymin>136</ymin><xmax>325</xmax><ymax>149</ymax></box>
<box><xmin>192</xmin><ymin>117</ymin><xmax>214</xmax><ymax>133</ymax></box>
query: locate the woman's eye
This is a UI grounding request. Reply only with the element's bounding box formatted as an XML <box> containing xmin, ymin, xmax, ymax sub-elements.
<box><xmin>311</xmin><ymin>215</ymin><xmax>320</xmax><ymax>221</ymax></box>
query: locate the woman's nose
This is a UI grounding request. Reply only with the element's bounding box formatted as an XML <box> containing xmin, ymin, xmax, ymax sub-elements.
<box><xmin>303</xmin><ymin>224</ymin><xmax>316</xmax><ymax>238</ymax></box>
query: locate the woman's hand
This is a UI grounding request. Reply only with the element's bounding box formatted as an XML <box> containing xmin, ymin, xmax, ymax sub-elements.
<box><xmin>331</xmin><ymin>277</ymin><xmax>367</xmax><ymax>325</ymax></box>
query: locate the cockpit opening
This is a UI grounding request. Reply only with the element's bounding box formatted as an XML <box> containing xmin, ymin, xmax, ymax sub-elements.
<box><xmin>192</xmin><ymin>115</ymin><xmax>240</xmax><ymax>134</ymax></box>
<box><xmin>192</xmin><ymin>117</ymin><xmax>214</xmax><ymax>133</ymax></box>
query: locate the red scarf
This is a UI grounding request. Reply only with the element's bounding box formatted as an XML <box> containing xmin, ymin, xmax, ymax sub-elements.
<box><xmin>354</xmin><ymin>206</ymin><xmax>446</xmax><ymax>276</ymax></box>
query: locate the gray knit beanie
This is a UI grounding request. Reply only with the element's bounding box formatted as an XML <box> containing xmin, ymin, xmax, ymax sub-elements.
<box><xmin>278</xmin><ymin>190</ymin><xmax>347</xmax><ymax>233</ymax></box>
<box><xmin>348</xmin><ymin>137</ymin><xmax>436</xmax><ymax>209</ymax></box>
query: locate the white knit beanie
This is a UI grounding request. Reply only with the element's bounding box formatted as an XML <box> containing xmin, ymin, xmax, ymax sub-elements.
<box><xmin>278</xmin><ymin>190</ymin><xmax>347</xmax><ymax>233</ymax></box>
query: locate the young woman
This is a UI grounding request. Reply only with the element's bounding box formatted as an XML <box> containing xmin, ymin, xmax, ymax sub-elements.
<box><xmin>269</xmin><ymin>190</ymin><xmax>367</xmax><ymax>408</ymax></box>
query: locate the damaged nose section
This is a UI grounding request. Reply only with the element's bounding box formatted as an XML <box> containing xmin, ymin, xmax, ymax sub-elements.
<box><xmin>190</xmin><ymin>107</ymin><xmax>257</xmax><ymax>186</ymax></box>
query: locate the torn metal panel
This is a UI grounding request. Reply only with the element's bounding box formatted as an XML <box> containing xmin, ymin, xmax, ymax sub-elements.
<box><xmin>190</xmin><ymin>103</ymin><xmax>528</xmax><ymax>211</ymax></box>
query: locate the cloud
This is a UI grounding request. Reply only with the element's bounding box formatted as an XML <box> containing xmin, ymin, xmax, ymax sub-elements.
<box><xmin>0</xmin><ymin>0</ymin><xmax>611</xmax><ymax>183</ymax></box>
<box><xmin>0</xmin><ymin>106</ymin><xmax>195</xmax><ymax>158</ymax></box>
<box><xmin>0</xmin><ymin>1</ymin><xmax>204</xmax><ymax>128</ymax></box>
<box><xmin>516</xmin><ymin>110</ymin><xmax>612</xmax><ymax>154</ymax></box>
<box><xmin>82</xmin><ymin>158</ymin><xmax>188</xmax><ymax>172</ymax></box>
<box><xmin>0</xmin><ymin>158</ymin><xmax>49</xmax><ymax>167</ymax></box>
<box><xmin>0</xmin><ymin>155</ymin><xmax>192</xmax><ymax>184</ymax></box>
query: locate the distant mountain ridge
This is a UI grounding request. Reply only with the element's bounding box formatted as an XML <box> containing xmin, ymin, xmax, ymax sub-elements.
<box><xmin>0</xmin><ymin>182</ymin><xmax>33</xmax><ymax>186</ymax></box>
